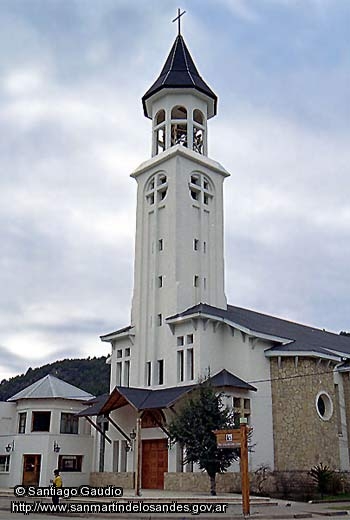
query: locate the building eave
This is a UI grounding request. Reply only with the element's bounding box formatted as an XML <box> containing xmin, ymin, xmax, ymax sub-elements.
<box><xmin>131</xmin><ymin>145</ymin><xmax>229</xmax><ymax>179</ymax></box>
<box><xmin>166</xmin><ymin>311</ymin><xmax>291</xmax><ymax>345</ymax></box>
<box><xmin>264</xmin><ymin>349</ymin><xmax>342</xmax><ymax>362</ymax></box>
<box><xmin>100</xmin><ymin>327</ymin><xmax>135</xmax><ymax>343</ymax></box>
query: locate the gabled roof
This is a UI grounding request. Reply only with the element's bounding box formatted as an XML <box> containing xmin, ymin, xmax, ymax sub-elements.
<box><xmin>167</xmin><ymin>303</ymin><xmax>350</xmax><ymax>359</ymax></box>
<box><xmin>7</xmin><ymin>374</ymin><xmax>94</xmax><ymax>402</ymax></box>
<box><xmin>77</xmin><ymin>369</ymin><xmax>255</xmax><ymax>417</ymax></box>
<box><xmin>209</xmin><ymin>369</ymin><xmax>256</xmax><ymax>391</ymax></box>
<box><xmin>142</xmin><ymin>35</ymin><xmax>217</xmax><ymax>118</ymax></box>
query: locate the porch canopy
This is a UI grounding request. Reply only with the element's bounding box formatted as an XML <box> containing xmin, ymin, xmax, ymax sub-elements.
<box><xmin>77</xmin><ymin>369</ymin><xmax>256</xmax><ymax>418</ymax></box>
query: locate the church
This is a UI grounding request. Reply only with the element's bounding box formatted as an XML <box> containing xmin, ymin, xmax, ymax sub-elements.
<box><xmin>81</xmin><ymin>17</ymin><xmax>350</xmax><ymax>493</ymax></box>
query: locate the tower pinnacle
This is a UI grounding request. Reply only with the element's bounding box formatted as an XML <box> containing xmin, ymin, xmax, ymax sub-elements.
<box><xmin>172</xmin><ymin>8</ymin><xmax>186</xmax><ymax>36</ymax></box>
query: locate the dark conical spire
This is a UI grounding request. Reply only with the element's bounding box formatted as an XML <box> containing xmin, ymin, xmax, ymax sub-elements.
<box><xmin>142</xmin><ymin>35</ymin><xmax>217</xmax><ymax>118</ymax></box>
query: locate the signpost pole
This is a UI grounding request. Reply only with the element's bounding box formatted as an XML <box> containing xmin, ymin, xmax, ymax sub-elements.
<box><xmin>135</xmin><ymin>415</ymin><xmax>142</xmax><ymax>496</ymax></box>
<box><xmin>240</xmin><ymin>420</ymin><xmax>250</xmax><ymax>516</ymax></box>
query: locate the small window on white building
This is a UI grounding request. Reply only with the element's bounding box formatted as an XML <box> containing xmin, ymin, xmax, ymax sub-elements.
<box><xmin>60</xmin><ymin>413</ymin><xmax>79</xmax><ymax>434</ymax></box>
<box><xmin>116</xmin><ymin>362</ymin><xmax>122</xmax><ymax>386</ymax></box>
<box><xmin>58</xmin><ymin>455</ymin><xmax>82</xmax><ymax>472</ymax></box>
<box><xmin>125</xmin><ymin>348</ymin><xmax>130</xmax><ymax>357</ymax></box>
<box><xmin>186</xmin><ymin>334</ymin><xmax>194</xmax><ymax>344</ymax></box>
<box><xmin>158</xmin><ymin>239</ymin><xmax>164</xmax><ymax>251</ymax></box>
<box><xmin>32</xmin><ymin>411</ymin><xmax>51</xmax><ymax>432</ymax></box>
<box><xmin>116</xmin><ymin>349</ymin><xmax>122</xmax><ymax>359</ymax></box>
<box><xmin>177</xmin><ymin>351</ymin><xmax>184</xmax><ymax>382</ymax></box>
<box><xmin>194</xmin><ymin>239</ymin><xmax>199</xmax><ymax>251</ymax></box>
<box><xmin>157</xmin><ymin>313</ymin><xmax>162</xmax><ymax>326</ymax></box>
<box><xmin>18</xmin><ymin>412</ymin><xmax>26</xmax><ymax>434</ymax></box>
<box><xmin>177</xmin><ymin>336</ymin><xmax>184</xmax><ymax>346</ymax></box>
<box><xmin>124</xmin><ymin>360</ymin><xmax>130</xmax><ymax>387</ymax></box>
<box><xmin>186</xmin><ymin>348</ymin><xmax>194</xmax><ymax>380</ymax></box>
<box><xmin>194</xmin><ymin>275</ymin><xmax>199</xmax><ymax>287</ymax></box>
<box><xmin>158</xmin><ymin>276</ymin><xmax>163</xmax><ymax>288</ymax></box>
<box><xmin>157</xmin><ymin>359</ymin><xmax>164</xmax><ymax>385</ymax></box>
<box><xmin>0</xmin><ymin>455</ymin><xmax>10</xmax><ymax>472</ymax></box>
<box><xmin>146</xmin><ymin>361</ymin><xmax>151</xmax><ymax>386</ymax></box>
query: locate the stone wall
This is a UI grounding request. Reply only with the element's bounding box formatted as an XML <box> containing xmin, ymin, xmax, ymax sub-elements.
<box><xmin>164</xmin><ymin>470</ymin><xmax>350</xmax><ymax>499</ymax></box>
<box><xmin>270</xmin><ymin>357</ymin><xmax>340</xmax><ymax>471</ymax></box>
<box><xmin>342</xmin><ymin>372</ymin><xmax>350</xmax><ymax>461</ymax></box>
<box><xmin>164</xmin><ymin>472</ymin><xmax>240</xmax><ymax>493</ymax></box>
<box><xmin>90</xmin><ymin>472</ymin><xmax>134</xmax><ymax>489</ymax></box>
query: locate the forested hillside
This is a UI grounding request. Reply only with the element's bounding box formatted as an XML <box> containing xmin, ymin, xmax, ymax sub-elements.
<box><xmin>0</xmin><ymin>356</ymin><xmax>110</xmax><ymax>401</ymax></box>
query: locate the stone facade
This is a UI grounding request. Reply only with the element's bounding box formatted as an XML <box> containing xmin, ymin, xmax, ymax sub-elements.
<box><xmin>90</xmin><ymin>472</ymin><xmax>134</xmax><ymax>489</ymax></box>
<box><xmin>342</xmin><ymin>372</ymin><xmax>350</xmax><ymax>463</ymax></box>
<box><xmin>271</xmin><ymin>357</ymin><xmax>340</xmax><ymax>471</ymax></box>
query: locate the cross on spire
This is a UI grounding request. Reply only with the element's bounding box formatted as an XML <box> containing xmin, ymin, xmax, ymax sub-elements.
<box><xmin>172</xmin><ymin>8</ymin><xmax>186</xmax><ymax>36</ymax></box>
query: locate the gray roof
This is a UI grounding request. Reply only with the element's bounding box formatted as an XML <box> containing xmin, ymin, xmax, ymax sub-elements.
<box><xmin>78</xmin><ymin>369</ymin><xmax>255</xmax><ymax>417</ymax></box>
<box><xmin>167</xmin><ymin>303</ymin><xmax>350</xmax><ymax>358</ymax></box>
<box><xmin>7</xmin><ymin>374</ymin><xmax>94</xmax><ymax>402</ymax></box>
<box><xmin>142</xmin><ymin>35</ymin><xmax>217</xmax><ymax>118</ymax></box>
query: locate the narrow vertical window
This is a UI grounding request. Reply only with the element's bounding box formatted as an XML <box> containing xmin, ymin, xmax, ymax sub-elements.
<box><xmin>146</xmin><ymin>362</ymin><xmax>151</xmax><ymax>386</ymax></box>
<box><xmin>157</xmin><ymin>360</ymin><xmax>164</xmax><ymax>385</ymax></box>
<box><xmin>193</xmin><ymin>239</ymin><xmax>199</xmax><ymax>251</ymax></box>
<box><xmin>177</xmin><ymin>351</ymin><xmax>184</xmax><ymax>382</ymax></box>
<box><xmin>157</xmin><ymin>313</ymin><xmax>162</xmax><ymax>326</ymax></box>
<box><xmin>158</xmin><ymin>276</ymin><xmax>163</xmax><ymax>288</ymax></box>
<box><xmin>116</xmin><ymin>362</ymin><xmax>122</xmax><ymax>386</ymax></box>
<box><xmin>159</xmin><ymin>239</ymin><xmax>164</xmax><ymax>251</ymax></box>
<box><xmin>187</xmin><ymin>348</ymin><xmax>194</xmax><ymax>380</ymax></box>
<box><xmin>203</xmin><ymin>241</ymin><xmax>207</xmax><ymax>253</ymax></box>
<box><xmin>124</xmin><ymin>360</ymin><xmax>130</xmax><ymax>387</ymax></box>
<box><xmin>194</xmin><ymin>275</ymin><xmax>199</xmax><ymax>288</ymax></box>
<box><xmin>18</xmin><ymin>412</ymin><xmax>26</xmax><ymax>434</ymax></box>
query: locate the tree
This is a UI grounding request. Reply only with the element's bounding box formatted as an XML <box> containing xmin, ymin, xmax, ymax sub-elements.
<box><xmin>169</xmin><ymin>381</ymin><xmax>238</xmax><ymax>495</ymax></box>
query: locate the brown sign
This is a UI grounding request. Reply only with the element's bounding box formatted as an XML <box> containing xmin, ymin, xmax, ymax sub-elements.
<box><xmin>213</xmin><ymin>428</ymin><xmax>241</xmax><ymax>448</ymax></box>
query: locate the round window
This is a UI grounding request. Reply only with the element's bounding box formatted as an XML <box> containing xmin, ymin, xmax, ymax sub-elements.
<box><xmin>315</xmin><ymin>392</ymin><xmax>333</xmax><ymax>421</ymax></box>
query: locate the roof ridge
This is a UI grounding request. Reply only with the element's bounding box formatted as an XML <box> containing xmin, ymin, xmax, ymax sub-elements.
<box><xmin>180</xmin><ymin>36</ymin><xmax>196</xmax><ymax>86</ymax></box>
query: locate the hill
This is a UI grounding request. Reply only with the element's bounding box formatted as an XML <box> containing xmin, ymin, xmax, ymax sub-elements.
<box><xmin>0</xmin><ymin>356</ymin><xmax>110</xmax><ymax>401</ymax></box>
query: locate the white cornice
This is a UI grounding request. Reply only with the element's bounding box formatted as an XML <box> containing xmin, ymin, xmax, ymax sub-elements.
<box><xmin>166</xmin><ymin>312</ymin><xmax>291</xmax><ymax>345</ymax></box>
<box><xmin>100</xmin><ymin>328</ymin><xmax>135</xmax><ymax>343</ymax></box>
<box><xmin>131</xmin><ymin>145</ymin><xmax>230</xmax><ymax>179</ymax></box>
<box><xmin>264</xmin><ymin>349</ymin><xmax>342</xmax><ymax>362</ymax></box>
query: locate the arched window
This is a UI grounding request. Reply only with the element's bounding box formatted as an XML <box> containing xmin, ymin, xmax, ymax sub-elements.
<box><xmin>171</xmin><ymin>106</ymin><xmax>187</xmax><ymax>119</ymax></box>
<box><xmin>156</xmin><ymin>110</ymin><xmax>165</xmax><ymax>125</ymax></box>
<box><xmin>189</xmin><ymin>173</ymin><xmax>213</xmax><ymax>206</ymax></box>
<box><xmin>154</xmin><ymin>110</ymin><xmax>166</xmax><ymax>155</ymax></box>
<box><xmin>193</xmin><ymin>109</ymin><xmax>205</xmax><ymax>154</ymax></box>
<box><xmin>171</xmin><ymin>105</ymin><xmax>187</xmax><ymax>147</ymax></box>
<box><xmin>193</xmin><ymin>109</ymin><xmax>203</xmax><ymax>124</ymax></box>
<box><xmin>145</xmin><ymin>173</ymin><xmax>168</xmax><ymax>205</ymax></box>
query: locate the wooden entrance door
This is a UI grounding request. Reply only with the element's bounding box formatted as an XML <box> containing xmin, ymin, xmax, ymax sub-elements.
<box><xmin>22</xmin><ymin>455</ymin><xmax>41</xmax><ymax>486</ymax></box>
<box><xmin>142</xmin><ymin>439</ymin><xmax>168</xmax><ymax>489</ymax></box>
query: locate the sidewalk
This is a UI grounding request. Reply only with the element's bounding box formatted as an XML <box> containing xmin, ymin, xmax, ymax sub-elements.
<box><xmin>1</xmin><ymin>487</ymin><xmax>350</xmax><ymax>518</ymax></box>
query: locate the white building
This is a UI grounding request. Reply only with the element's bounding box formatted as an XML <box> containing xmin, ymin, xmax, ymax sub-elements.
<box><xmin>79</xmin><ymin>25</ymin><xmax>350</xmax><ymax>491</ymax></box>
<box><xmin>0</xmin><ymin>374</ymin><xmax>94</xmax><ymax>487</ymax></box>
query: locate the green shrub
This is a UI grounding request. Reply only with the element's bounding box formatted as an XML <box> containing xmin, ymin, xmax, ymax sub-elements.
<box><xmin>309</xmin><ymin>463</ymin><xmax>333</xmax><ymax>497</ymax></box>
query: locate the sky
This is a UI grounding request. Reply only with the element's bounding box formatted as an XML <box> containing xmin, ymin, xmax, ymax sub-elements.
<box><xmin>1</xmin><ymin>0</ymin><xmax>350</xmax><ymax>381</ymax></box>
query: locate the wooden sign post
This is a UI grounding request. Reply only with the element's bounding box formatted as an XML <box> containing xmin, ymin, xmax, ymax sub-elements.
<box><xmin>213</xmin><ymin>422</ymin><xmax>250</xmax><ymax>516</ymax></box>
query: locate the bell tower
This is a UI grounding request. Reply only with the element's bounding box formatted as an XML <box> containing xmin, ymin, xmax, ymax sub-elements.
<box><xmin>129</xmin><ymin>19</ymin><xmax>229</xmax><ymax>387</ymax></box>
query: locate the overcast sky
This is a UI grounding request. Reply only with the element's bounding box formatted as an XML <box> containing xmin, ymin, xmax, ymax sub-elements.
<box><xmin>1</xmin><ymin>0</ymin><xmax>349</xmax><ymax>381</ymax></box>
